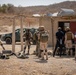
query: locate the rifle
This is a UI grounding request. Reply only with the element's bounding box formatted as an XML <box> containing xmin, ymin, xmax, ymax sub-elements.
<box><xmin>0</xmin><ymin>41</ymin><xmax>5</xmax><ymax>50</ymax></box>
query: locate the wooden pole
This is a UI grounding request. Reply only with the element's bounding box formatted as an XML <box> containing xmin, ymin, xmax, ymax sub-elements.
<box><xmin>51</xmin><ymin>18</ymin><xmax>54</xmax><ymax>50</ymax></box>
<box><xmin>12</xmin><ymin>17</ymin><xmax>15</xmax><ymax>53</ymax></box>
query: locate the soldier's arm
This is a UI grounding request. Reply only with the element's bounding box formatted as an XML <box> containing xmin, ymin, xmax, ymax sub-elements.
<box><xmin>72</xmin><ymin>33</ymin><xmax>75</xmax><ymax>39</ymax></box>
<box><xmin>72</xmin><ymin>33</ymin><xmax>75</xmax><ymax>43</ymax></box>
<box><xmin>23</xmin><ymin>33</ymin><xmax>26</xmax><ymax>40</ymax></box>
<box><xmin>0</xmin><ymin>40</ymin><xmax>3</xmax><ymax>46</ymax></box>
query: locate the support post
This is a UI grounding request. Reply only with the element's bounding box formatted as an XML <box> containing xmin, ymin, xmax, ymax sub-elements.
<box><xmin>12</xmin><ymin>17</ymin><xmax>15</xmax><ymax>53</ymax></box>
<box><xmin>51</xmin><ymin>18</ymin><xmax>54</xmax><ymax>50</ymax></box>
<box><xmin>20</xmin><ymin>16</ymin><xmax>23</xmax><ymax>51</ymax></box>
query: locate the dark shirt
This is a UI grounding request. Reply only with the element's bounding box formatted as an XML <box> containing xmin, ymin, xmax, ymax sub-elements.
<box><xmin>56</xmin><ymin>30</ymin><xmax>64</xmax><ymax>41</ymax></box>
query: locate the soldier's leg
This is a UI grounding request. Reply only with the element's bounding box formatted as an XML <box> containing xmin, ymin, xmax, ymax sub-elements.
<box><xmin>38</xmin><ymin>42</ymin><xmax>41</xmax><ymax>57</ymax></box>
<box><xmin>27</xmin><ymin>45</ymin><xmax>30</xmax><ymax>55</ymax></box>
<box><xmin>65</xmin><ymin>42</ymin><xmax>69</xmax><ymax>56</ymax></box>
<box><xmin>68</xmin><ymin>44</ymin><xmax>72</xmax><ymax>56</ymax></box>
<box><xmin>38</xmin><ymin>49</ymin><xmax>41</xmax><ymax>57</ymax></box>
<box><xmin>41</xmin><ymin>50</ymin><xmax>44</xmax><ymax>60</ymax></box>
<box><xmin>66</xmin><ymin>48</ymin><xmax>69</xmax><ymax>56</ymax></box>
<box><xmin>53</xmin><ymin>42</ymin><xmax>58</xmax><ymax>57</ymax></box>
<box><xmin>59</xmin><ymin>45</ymin><xmax>63</xmax><ymax>57</ymax></box>
<box><xmin>36</xmin><ymin>41</ymin><xmax>39</xmax><ymax>56</ymax></box>
<box><xmin>24</xmin><ymin>46</ymin><xmax>26</xmax><ymax>53</ymax></box>
<box><xmin>45</xmin><ymin>49</ymin><xmax>48</xmax><ymax>60</ymax></box>
<box><xmin>23</xmin><ymin>41</ymin><xmax>27</xmax><ymax>54</ymax></box>
<box><xmin>69</xmin><ymin>48</ymin><xmax>73</xmax><ymax>56</ymax></box>
<box><xmin>40</xmin><ymin>42</ymin><xmax>44</xmax><ymax>58</ymax></box>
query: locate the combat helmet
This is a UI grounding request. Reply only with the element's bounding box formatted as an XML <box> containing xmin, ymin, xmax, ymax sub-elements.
<box><xmin>39</xmin><ymin>26</ymin><xmax>44</xmax><ymax>31</ymax></box>
<box><xmin>58</xmin><ymin>27</ymin><xmax>61</xmax><ymax>30</ymax></box>
<box><xmin>65</xmin><ymin>27</ymin><xmax>70</xmax><ymax>31</ymax></box>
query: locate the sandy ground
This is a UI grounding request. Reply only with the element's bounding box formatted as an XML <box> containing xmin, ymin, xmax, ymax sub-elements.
<box><xmin>0</xmin><ymin>44</ymin><xmax>76</xmax><ymax>75</ymax></box>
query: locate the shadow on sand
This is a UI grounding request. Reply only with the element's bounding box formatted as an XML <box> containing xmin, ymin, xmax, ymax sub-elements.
<box><xmin>35</xmin><ymin>59</ymin><xmax>48</xmax><ymax>63</ymax></box>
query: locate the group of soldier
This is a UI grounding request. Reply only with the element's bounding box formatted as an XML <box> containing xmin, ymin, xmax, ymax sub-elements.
<box><xmin>23</xmin><ymin>26</ymin><xmax>49</xmax><ymax>60</ymax></box>
<box><xmin>53</xmin><ymin>27</ymin><xmax>75</xmax><ymax>57</ymax></box>
<box><xmin>18</xmin><ymin>26</ymin><xmax>75</xmax><ymax>59</ymax></box>
<box><xmin>0</xmin><ymin>26</ymin><xmax>75</xmax><ymax>60</ymax></box>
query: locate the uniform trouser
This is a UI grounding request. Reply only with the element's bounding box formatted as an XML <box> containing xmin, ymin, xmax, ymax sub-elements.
<box><xmin>40</xmin><ymin>42</ymin><xmax>48</xmax><ymax>59</ymax></box>
<box><xmin>53</xmin><ymin>40</ymin><xmax>63</xmax><ymax>57</ymax></box>
<box><xmin>24</xmin><ymin>40</ymin><xmax>30</xmax><ymax>54</ymax></box>
<box><xmin>65</xmin><ymin>40</ymin><xmax>73</xmax><ymax>56</ymax></box>
<box><xmin>36</xmin><ymin>41</ymin><xmax>40</xmax><ymax>56</ymax></box>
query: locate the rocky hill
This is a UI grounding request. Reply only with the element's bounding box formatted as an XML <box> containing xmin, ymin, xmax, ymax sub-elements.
<box><xmin>0</xmin><ymin>1</ymin><xmax>76</xmax><ymax>32</ymax></box>
<box><xmin>14</xmin><ymin>1</ymin><xmax>76</xmax><ymax>15</ymax></box>
<box><xmin>0</xmin><ymin>1</ymin><xmax>76</xmax><ymax>15</ymax></box>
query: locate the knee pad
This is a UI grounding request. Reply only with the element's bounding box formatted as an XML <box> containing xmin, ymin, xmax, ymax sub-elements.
<box><xmin>45</xmin><ymin>49</ymin><xmax>47</xmax><ymax>52</ymax></box>
<box><xmin>28</xmin><ymin>45</ymin><xmax>30</xmax><ymax>49</ymax></box>
<box><xmin>41</xmin><ymin>50</ymin><xmax>43</xmax><ymax>52</ymax></box>
<box><xmin>24</xmin><ymin>46</ymin><xmax>26</xmax><ymax>49</ymax></box>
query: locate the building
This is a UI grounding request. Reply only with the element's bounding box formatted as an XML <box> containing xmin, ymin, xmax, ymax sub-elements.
<box><xmin>38</xmin><ymin>8</ymin><xmax>76</xmax><ymax>48</ymax></box>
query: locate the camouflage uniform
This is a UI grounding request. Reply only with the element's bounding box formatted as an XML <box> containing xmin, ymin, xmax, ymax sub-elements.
<box><xmin>65</xmin><ymin>27</ymin><xmax>74</xmax><ymax>56</ymax></box>
<box><xmin>23</xmin><ymin>29</ymin><xmax>32</xmax><ymax>55</ymax></box>
<box><xmin>33</xmin><ymin>30</ymin><xmax>40</xmax><ymax>56</ymax></box>
<box><xmin>38</xmin><ymin>26</ymin><xmax>49</xmax><ymax>60</ymax></box>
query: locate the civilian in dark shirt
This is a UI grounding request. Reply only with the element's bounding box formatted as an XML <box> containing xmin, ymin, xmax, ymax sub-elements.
<box><xmin>53</xmin><ymin>27</ymin><xmax>64</xmax><ymax>57</ymax></box>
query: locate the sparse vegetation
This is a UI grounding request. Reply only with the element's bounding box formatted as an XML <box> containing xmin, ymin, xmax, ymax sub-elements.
<box><xmin>0</xmin><ymin>4</ymin><xmax>15</xmax><ymax>13</ymax></box>
<box><xmin>0</xmin><ymin>1</ymin><xmax>76</xmax><ymax>15</ymax></box>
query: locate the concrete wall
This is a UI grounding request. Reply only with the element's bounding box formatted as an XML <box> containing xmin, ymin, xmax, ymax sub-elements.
<box><xmin>38</xmin><ymin>16</ymin><xmax>76</xmax><ymax>47</ymax></box>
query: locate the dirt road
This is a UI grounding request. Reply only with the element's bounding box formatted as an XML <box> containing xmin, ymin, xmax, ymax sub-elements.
<box><xmin>0</xmin><ymin>45</ymin><xmax>76</xmax><ymax>75</ymax></box>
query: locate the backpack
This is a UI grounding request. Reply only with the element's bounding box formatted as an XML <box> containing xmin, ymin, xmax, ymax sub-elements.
<box><xmin>66</xmin><ymin>32</ymin><xmax>72</xmax><ymax>40</ymax></box>
<box><xmin>40</xmin><ymin>31</ymin><xmax>49</xmax><ymax>43</ymax></box>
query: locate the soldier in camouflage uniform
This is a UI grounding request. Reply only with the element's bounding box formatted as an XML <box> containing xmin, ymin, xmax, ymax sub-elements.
<box><xmin>23</xmin><ymin>29</ymin><xmax>32</xmax><ymax>55</ymax></box>
<box><xmin>38</xmin><ymin>26</ymin><xmax>49</xmax><ymax>60</ymax></box>
<box><xmin>65</xmin><ymin>27</ymin><xmax>74</xmax><ymax>56</ymax></box>
<box><xmin>33</xmin><ymin>29</ymin><xmax>40</xmax><ymax>56</ymax></box>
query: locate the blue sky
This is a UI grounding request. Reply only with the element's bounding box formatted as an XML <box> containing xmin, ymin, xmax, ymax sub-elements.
<box><xmin>0</xmin><ymin>0</ymin><xmax>75</xmax><ymax>7</ymax></box>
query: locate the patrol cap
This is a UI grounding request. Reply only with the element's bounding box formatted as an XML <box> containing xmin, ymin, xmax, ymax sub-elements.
<box><xmin>39</xmin><ymin>26</ymin><xmax>44</xmax><ymax>31</ymax></box>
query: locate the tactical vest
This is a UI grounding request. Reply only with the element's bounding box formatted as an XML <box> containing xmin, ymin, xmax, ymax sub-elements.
<box><xmin>40</xmin><ymin>31</ymin><xmax>49</xmax><ymax>43</ymax></box>
<box><xmin>33</xmin><ymin>32</ymin><xmax>38</xmax><ymax>41</ymax></box>
<box><xmin>66</xmin><ymin>32</ymin><xmax>72</xmax><ymax>40</ymax></box>
<box><xmin>24</xmin><ymin>32</ymin><xmax>31</xmax><ymax>40</ymax></box>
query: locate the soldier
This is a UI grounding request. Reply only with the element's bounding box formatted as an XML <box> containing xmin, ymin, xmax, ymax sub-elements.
<box><xmin>23</xmin><ymin>29</ymin><xmax>32</xmax><ymax>55</ymax></box>
<box><xmin>38</xmin><ymin>26</ymin><xmax>49</xmax><ymax>60</ymax></box>
<box><xmin>65</xmin><ymin>27</ymin><xmax>74</xmax><ymax>56</ymax></box>
<box><xmin>33</xmin><ymin>29</ymin><xmax>40</xmax><ymax>56</ymax></box>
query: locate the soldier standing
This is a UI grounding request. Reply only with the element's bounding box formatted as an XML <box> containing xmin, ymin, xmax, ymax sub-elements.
<box><xmin>23</xmin><ymin>29</ymin><xmax>32</xmax><ymax>55</ymax></box>
<box><xmin>38</xmin><ymin>26</ymin><xmax>49</xmax><ymax>60</ymax></box>
<box><xmin>65</xmin><ymin>27</ymin><xmax>74</xmax><ymax>56</ymax></box>
<box><xmin>33</xmin><ymin>29</ymin><xmax>40</xmax><ymax>56</ymax></box>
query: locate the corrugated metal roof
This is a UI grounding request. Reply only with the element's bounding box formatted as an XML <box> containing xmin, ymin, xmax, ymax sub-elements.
<box><xmin>57</xmin><ymin>8</ymin><xmax>75</xmax><ymax>16</ymax></box>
